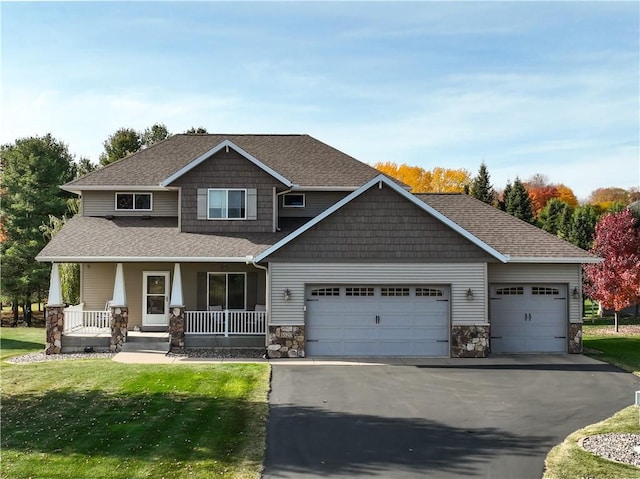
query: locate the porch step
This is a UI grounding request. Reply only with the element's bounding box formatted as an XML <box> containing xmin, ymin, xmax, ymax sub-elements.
<box><xmin>122</xmin><ymin>332</ymin><xmax>170</xmax><ymax>353</ymax></box>
<box><xmin>121</xmin><ymin>342</ymin><xmax>170</xmax><ymax>353</ymax></box>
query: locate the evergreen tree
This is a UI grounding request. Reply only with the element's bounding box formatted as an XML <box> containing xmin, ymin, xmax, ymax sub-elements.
<box><xmin>1</xmin><ymin>135</ymin><xmax>76</xmax><ymax>322</ymax></box>
<box><xmin>499</xmin><ymin>182</ymin><xmax>512</xmax><ymax>211</ymax></box>
<box><xmin>569</xmin><ymin>205</ymin><xmax>599</xmax><ymax>250</ymax></box>
<box><xmin>99</xmin><ymin>127</ymin><xmax>142</xmax><ymax>165</ymax></box>
<box><xmin>469</xmin><ymin>162</ymin><xmax>496</xmax><ymax>205</ymax></box>
<box><xmin>504</xmin><ymin>177</ymin><xmax>535</xmax><ymax>223</ymax></box>
<box><xmin>538</xmin><ymin>198</ymin><xmax>570</xmax><ymax>235</ymax></box>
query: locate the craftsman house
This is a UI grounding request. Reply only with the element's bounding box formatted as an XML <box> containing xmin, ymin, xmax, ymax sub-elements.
<box><xmin>38</xmin><ymin>134</ymin><xmax>598</xmax><ymax>357</ymax></box>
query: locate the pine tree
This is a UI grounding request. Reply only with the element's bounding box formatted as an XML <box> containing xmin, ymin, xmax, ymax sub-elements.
<box><xmin>469</xmin><ymin>162</ymin><xmax>496</xmax><ymax>205</ymax></box>
<box><xmin>505</xmin><ymin>178</ymin><xmax>535</xmax><ymax>223</ymax></box>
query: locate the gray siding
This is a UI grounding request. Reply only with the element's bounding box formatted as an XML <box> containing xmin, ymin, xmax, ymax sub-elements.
<box><xmin>171</xmin><ymin>148</ymin><xmax>285</xmax><ymax>233</ymax></box>
<box><xmin>269</xmin><ymin>262</ymin><xmax>487</xmax><ymax>326</ymax></box>
<box><xmin>268</xmin><ymin>185</ymin><xmax>495</xmax><ymax>262</ymax></box>
<box><xmin>81</xmin><ymin>263</ymin><xmax>115</xmax><ymax>311</ymax></box>
<box><xmin>278</xmin><ymin>191</ymin><xmax>350</xmax><ymax>218</ymax></box>
<box><xmin>488</xmin><ymin>263</ymin><xmax>582</xmax><ymax>323</ymax></box>
<box><xmin>82</xmin><ymin>190</ymin><xmax>178</xmax><ymax>217</ymax></box>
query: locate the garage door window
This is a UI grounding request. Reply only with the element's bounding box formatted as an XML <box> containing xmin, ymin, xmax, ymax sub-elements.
<box><xmin>496</xmin><ymin>287</ymin><xmax>524</xmax><ymax>296</ymax></box>
<box><xmin>311</xmin><ymin>287</ymin><xmax>340</xmax><ymax>296</ymax></box>
<box><xmin>532</xmin><ymin>287</ymin><xmax>559</xmax><ymax>295</ymax></box>
<box><xmin>416</xmin><ymin>288</ymin><xmax>444</xmax><ymax>297</ymax></box>
<box><xmin>346</xmin><ymin>287</ymin><xmax>374</xmax><ymax>296</ymax></box>
<box><xmin>381</xmin><ymin>287</ymin><xmax>410</xmax><ymax>297</ymax></box>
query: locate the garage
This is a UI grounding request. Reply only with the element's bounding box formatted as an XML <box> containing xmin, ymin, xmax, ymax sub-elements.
<box><xmin>305</xmin><ymin>285</ymin><xmax>450</xmax><ymax>357</ymax></box>
<box><xmin>490</xmin><ymin>284</ymin><xmax>567</xmax><ymax>353</ymax></box>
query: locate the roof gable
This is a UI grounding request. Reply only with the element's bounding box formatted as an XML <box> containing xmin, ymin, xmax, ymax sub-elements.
<box><xmin>161</xmin><ymin>139</ymin><xmax>293</xmax><ymax>187</ymax></box>
<box><xmin>255</xmin><ymin>174</ymin><xmax>509</xmax><ymax>262</ymax></box>
<box><xmin>64</xmin><ymin>134</ymin><xmax>386</xmax><ymax>190</ymax></box>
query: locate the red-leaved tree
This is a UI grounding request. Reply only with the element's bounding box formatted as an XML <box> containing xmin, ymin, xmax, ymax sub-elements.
<box><xmin>583</xmin><ymin>209</ymin><xmax>640</xmax><ymax>332</ymax></box>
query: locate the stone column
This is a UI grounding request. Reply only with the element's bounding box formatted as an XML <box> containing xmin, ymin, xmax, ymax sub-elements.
<box><xmin>45</xmin><ymin>306</ymin><xmax>65</xmax><ymax>355</ymax></box>
<box><xmin>568</xmin><ymin>323</ymin><xmax>583</xmax><ymax>354</ymax></box>
<box><xmin>450</xmin><ymin>325</ymin><xmax>489</xmax><ymax>358</ymax></box>
<box><xmin>169</xmin><ymin>306</ymin><xmax>185</xmax><ymax>348</ymax></box>
<box><xmin>110</xmin><ymin>306</ymin><xmax>129</xmax><ymax>352</ymax></box>
<box><xmin>267</xmin><ymin>325</ymin><xmax>305</xmax><ymax>358</ymax></box>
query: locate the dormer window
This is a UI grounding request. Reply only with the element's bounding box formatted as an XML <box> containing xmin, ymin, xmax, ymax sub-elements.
<box><xmin>283</xmin><ymin>193</ymin><xmax>305</xmax><ymax>208</ymax></box>
<box><xmin>208</xmin><ymin>189</ymin><xmax>246</xmax><ymax>219</ymax></box>
<box><xmin>115</xmin><ymin>193</ymin><xmax>152</xmax><ymax>211</ymax></box>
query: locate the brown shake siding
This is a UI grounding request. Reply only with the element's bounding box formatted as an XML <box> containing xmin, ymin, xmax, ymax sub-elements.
<box><xmin>171</xmin><ymin>148</ymin><xmax>286</xmax><ymax>233</ymax></box>
<box><xmin>268</xmin><ymin>185</ymin><xmax>495</xmax><ymax>262</ymax></box>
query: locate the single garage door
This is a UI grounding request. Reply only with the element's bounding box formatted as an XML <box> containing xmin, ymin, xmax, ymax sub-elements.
<box><xmin>305</xmin><ymin>285</ymin><xmax>450</xmax><ymax>357</ymax></box>
<box><xmin>490</xmin><ymin>284</ymin><xmax>567</xmax><ymax>353</ymax></box>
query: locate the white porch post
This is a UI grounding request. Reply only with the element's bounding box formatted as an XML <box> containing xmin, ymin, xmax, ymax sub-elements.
<box><xmin>112</xmin><ymin>263</ymin><xmax>127</xmax><ymax>307</ymax></box>
<box><xmin>45</xmin><ymin>263</ymin><xmax>65</xmax><ymax>355</ymax></box>
<box><xmin>47</xmin><ymin>263</ymin><xmax>64</xmax><ymax>307</ymax></box>
<box><xmin>169</xmin><ymin>263</ymin><xmax>184</xmax><ymax>307</ymax></box>
<box><xmin>110</xmin><ymin>263</ymin><xmax>128</xmax><ymax>352</ymax></box>
<box><xmin>169</xmin><ymin>263</ymin><xmax>185</xmax><ymax>348</ymax></box>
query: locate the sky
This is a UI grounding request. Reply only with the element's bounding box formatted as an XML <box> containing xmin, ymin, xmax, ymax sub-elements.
<box><xmin>1</xmin><ymin>1</ymin><xmax>638</xmax><ymax>201</ymax></box>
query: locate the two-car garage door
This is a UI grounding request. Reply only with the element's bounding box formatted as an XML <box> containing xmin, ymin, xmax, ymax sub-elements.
<box><xmin>490</xmin><ymin>284</ymin><xmax>567</xmax><ymax>353</ymax></box>
<box><xmin>305</xmin><ymin>285</ymin><xmax>450</xmax><ymax>357</ymax></box>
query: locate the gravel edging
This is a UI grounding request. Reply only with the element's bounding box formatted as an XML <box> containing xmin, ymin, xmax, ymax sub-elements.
<box><xmin>6</xmin><ymin>351</ymin><xmax>116</xmax><ymax>364</ymax></box>
<box><xmin>168</xmin><ymin>347</ymin><xmax>266</xmax><ymax>359</ymax></box>
<box><xmin>580</xmin><ymin>433</ymin><xmax>640</xmax><ymax>468</ymax></box>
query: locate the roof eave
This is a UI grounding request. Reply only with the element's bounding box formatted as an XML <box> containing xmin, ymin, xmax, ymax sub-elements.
<box><xmin>160</xmin><ymin>139</ymin><xmax>294</xmax><ymax>188</ymax></box>
<box><xmin>61</xmin><ymin>185</ymin><xmax>174</xmax><ymax>194</ymax></box>
<box><xmin>507</xmin><ymin>256</ymin><xmax>603</xmax><ymax>264</ymax></box>
<box><xmin>36</xmin><ymin>255</ymin><xmax>252</xmax><ymax>263</ymax></box>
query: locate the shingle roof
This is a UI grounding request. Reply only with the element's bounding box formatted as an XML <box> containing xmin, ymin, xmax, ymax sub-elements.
<box><xmin>65</xmin><ymin>134</ymin><xmax>385</xmax><ymax>189</ymax></box>
<box><xmin>416</xmin><ymin>193</ymin><xmax>598</xmax><ymax>261</ymax></box>
<box><xmin>36</xmin><ymin>216</ymin><xmax>287</xmax><ymax>261</ymax></box>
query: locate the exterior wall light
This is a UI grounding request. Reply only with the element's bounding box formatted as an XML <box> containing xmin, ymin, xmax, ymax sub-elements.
<box><xmin>571</xmin><ymin>287</ymin><xmax>580</xmax><ymax>299</ymax></box>
<box><xmin>284</xmin><ymin>289</ymin><xmax>291</xmax><ymax>301</ymax></box>
<box><xmin>466</xmin><ymin>288</ymin><xmax>473</xmax><ymax>299</ymax></box>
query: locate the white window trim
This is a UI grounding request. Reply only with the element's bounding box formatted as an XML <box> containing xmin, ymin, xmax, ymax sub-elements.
<box><xmin>283</xmin><ymin>193</ymin><xmax>305</xmax><ymax>208</ymax></box>
<box><xmin>207</xmin><ymin>272</ymin><xmax>247</xmax><ymax>310</ymax></box>
<box><xmin>207</xmin><ymin>188</ymin><xmax>247</xmax><ymax>220</ymax></box>
<box><xmin>115</xmin><ymin>192</ymin><xmax>153</xmax><ymax>211</ymax></box>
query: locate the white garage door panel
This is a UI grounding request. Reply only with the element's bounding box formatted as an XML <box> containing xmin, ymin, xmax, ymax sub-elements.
<box><xmin>306</xmin><ymin>285</ymin><xmax>450</xmax><ymax>357</ymax></box>
<box><xmin>490</xmin><ymin>284</ymin><xmax>567</xmax><ymax>354</ymax></box>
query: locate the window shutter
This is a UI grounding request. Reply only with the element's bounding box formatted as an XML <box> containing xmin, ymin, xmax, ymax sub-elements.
<box><xmin>247</xmin><ymin>188</ymin><xmax>257</xmax><ymax>220</ymax></box>
<box><xmin>197</xmin><ymin>189</ymin><xmax>207</xmax><ymax>220</ymax></box>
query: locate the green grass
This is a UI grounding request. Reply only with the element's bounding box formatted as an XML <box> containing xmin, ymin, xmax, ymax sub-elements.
<box><xmin>543</xmin><ymin>321</ymin><xmax>640</xmax><ymax>478</ymax></box>
<box><xmin>543</xmin><ymin>406</ymin><xmax>640</xmax><ymax>479</ymax></box>
<box><xmin>0</xmin><ymin>328</ymin><xmax>270</xmax><ymax>479</ymax></box>
<box><xmin>583</xmin><ymin>323</ymin><xmax>640</xmax><ymax>375</ymax></box>
<box><xmin>0</xmin><ymin>326</ymin><xmax>45</xmax><ymax>360</ymax></box>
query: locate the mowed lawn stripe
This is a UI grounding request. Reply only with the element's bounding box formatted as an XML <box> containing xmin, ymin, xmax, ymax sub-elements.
<box><xmin>1</xmin><ymin>328</ymin><xmax>270</xmax><ymax>479</ymax></box>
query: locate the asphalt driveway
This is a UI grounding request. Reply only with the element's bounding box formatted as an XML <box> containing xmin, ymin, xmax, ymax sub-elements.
<box><xmin>263</xmin><ymin>355</ymin><xmax>640</xmax><ymax>478</ymax></box>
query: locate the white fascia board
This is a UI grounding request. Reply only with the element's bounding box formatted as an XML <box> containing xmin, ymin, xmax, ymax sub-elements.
<box><xmin>255</xmin><ymin>174</ymin><xmax>509</xmax><ymax>263</ymax></box>
<box><xmin>61</xmin><ymin>185</ymin><xmax>172</xmax><ymax>194</ymax></box>
<box><xmin>507</xmin><ymin>256</ymin><xmax>603</xmax><ymax>264</ymax></box>
<box><xmin>160</xmin><ymin>140</ymin><xmax>294</xmax><ymax>187</ymax></box>
<box><xmin>35</xmin><ymin>256</ymin><xmax>251</xmax><ymax>263</ymax></box>
<box><xmin>290</xmin><ymin>186</ymin><xmax>361</xmax><ymax>192</ymax></box>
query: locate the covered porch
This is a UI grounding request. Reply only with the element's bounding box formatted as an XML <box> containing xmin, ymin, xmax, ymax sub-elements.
<box><xmin>45</xmin><ymin>260</ymin><xmax>269</xmax><ymax>353</ymax></box>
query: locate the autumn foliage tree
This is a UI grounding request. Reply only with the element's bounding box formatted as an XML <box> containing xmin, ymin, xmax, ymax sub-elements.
<box><xmin>375</xmin><ymin>162</ymin><xmax>470</xmax><ymax>193</ymax></box>
<box><xmin>583</xmin><ymin>209</ymin><xmax>640</xmax><ymax>331</ymax></box>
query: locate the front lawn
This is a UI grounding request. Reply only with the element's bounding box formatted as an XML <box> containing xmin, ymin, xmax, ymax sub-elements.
<box><xmin>0</xmin><ymin>326</ymin><xmax>45</xmax><ymax>360</ymax></box>
<box><xmin>1</xmin><ymin>328</ymin><xmax>270</xmax><ymax>479</ymax></box>
<box><xmin>543</xmin><ymin>320</ymin><xmax>640</xmax><ymax>479</ymax></box>
<box><xmin>543</xmin><ymin>406</ymin><xmax>640</xmax><ymax>479</ymax></box>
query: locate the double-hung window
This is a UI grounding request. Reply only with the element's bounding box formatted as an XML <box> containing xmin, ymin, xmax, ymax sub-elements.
<box><xmin>208</xmin><ymin>189</ymin><xmax>246</xmax><ymax>220</ymax></box>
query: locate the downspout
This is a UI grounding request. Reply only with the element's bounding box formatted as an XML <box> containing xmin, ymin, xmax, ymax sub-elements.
<box><xmin>246</xmin><ymin>256</ymin><xmax>269</xmax><ymax>348</ymax></box>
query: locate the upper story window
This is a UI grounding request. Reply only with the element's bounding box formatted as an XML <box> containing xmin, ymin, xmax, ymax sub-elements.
<box><xmin>208</xmin><ymin>189</ymin><xmax>246</xmax><ymax>219</ymax></box>
<box><xmin>283</xmin><ymin>193</ymin><xmax>305</xmax><ymax>208</ymax></box>
<box><xmin>115</xmin><ymin>193</ymin><xmax>152</xmax><ymax>211</ymax></box>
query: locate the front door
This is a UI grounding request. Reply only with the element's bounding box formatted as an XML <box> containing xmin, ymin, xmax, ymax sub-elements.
<box><xmin>143</xmin><ymin>271</ymin><xmax>170</xmax><ymax>327</ymax></box>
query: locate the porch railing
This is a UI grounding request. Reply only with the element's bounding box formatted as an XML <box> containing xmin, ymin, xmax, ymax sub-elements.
<box><xmin>185</xmin><ymin>310</ymin><xmax>266</xmax><ymax>336</ymax></box>
<box><xmin>63</xmin><ymin>305</ymin><xmax>111</xmax><ymax>334</ymax></box>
